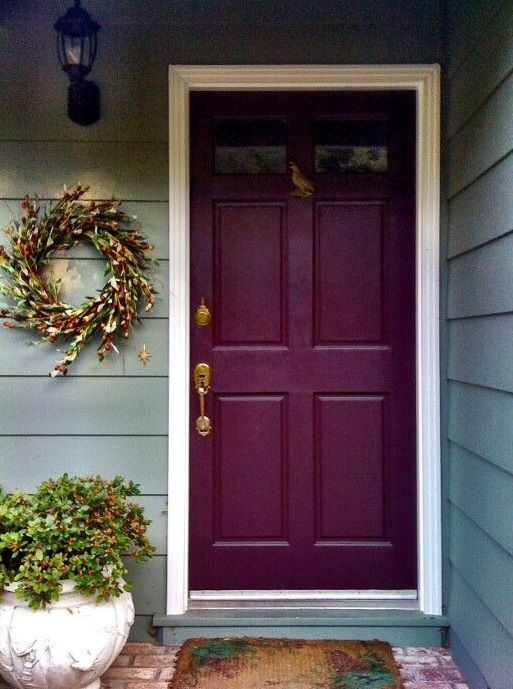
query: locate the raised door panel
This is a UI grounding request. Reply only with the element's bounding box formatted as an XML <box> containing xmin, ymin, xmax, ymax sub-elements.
<box><xmin>314</xmin><ymin>395</ymin><xmax>387</xmax><ymax>542</ymax></box>
<box><xmin>213</xmin><ymin>394</ymin><xmax>289</xmax><ymax>543</ymax></box>
<box><xmin>314</xmin><ymin>202</ymin><xmax>385</xmax><ymax>345</ymax></box>
<box><xmin>214</xmin><ymin>203</ymin><xmax>287</xmax><ymax>346</ymax></box>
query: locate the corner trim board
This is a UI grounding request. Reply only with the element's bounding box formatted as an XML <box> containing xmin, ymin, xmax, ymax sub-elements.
<box><xmin>167</xmin><ymin>64</ymin><xmax>442</xmax><ymax>616</ymax></box>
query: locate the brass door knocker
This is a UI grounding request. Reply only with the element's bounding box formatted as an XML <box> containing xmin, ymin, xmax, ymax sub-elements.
<box><xmin>194</xmin><ymin>297</ymin><xmax>212</xmax><ymax>327</ymax></box>
<box><xmin>289</xmin><ymin>161</ymin><xmax>315</xmax><ymax>198</ymax></box>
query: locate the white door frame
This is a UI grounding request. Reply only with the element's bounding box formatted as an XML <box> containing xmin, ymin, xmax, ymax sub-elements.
<box><xmin>167</xmin><ymin>64</ymin><xmax>441</xmax><ymax>616</ymax></box>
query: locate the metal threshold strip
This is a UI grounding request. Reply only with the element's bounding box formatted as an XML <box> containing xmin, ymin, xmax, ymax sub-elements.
<box><xmin>189</xmin><ymin>590</ymin><xmax>419</xmax><ymax>611</ymax></box>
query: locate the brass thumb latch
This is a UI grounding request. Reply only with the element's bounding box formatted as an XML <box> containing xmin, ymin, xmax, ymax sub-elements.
<box><xmin>194</xmin><ymin>362</ymin><xmax>212</xmax><ymax>437</ymax></box>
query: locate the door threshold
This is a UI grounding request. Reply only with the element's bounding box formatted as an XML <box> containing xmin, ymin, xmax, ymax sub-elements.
<box><xmin>189</xmin><ymin>590</ymin><xmax>419</xmax><ymax>611</ymax></box>
<box><xmin>154</xmin><ymin>607</ymin><xmax>446</xmax><ymax>645</ymax></box>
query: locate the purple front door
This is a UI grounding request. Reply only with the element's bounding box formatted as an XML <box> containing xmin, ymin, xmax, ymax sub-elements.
<box><xmin>189</xmin><ymin>91</ymin><xmax>417</xmax><ymax>591</ymax></box>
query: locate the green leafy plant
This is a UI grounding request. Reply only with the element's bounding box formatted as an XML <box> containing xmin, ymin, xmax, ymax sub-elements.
<box><xmin>0</xmin><ymin>474</ymin><xmax>155</xmax><ymax>609</ymax></box>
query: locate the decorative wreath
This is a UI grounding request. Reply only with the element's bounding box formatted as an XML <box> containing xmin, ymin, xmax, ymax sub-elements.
<box><xmin>0</xmin><ymin>185</ymin><xmax>156</xmax><ymax>376</ymax></box>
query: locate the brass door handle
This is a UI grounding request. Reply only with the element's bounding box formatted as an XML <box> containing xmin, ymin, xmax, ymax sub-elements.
<box><xmin>194</xmin><ymin>363</ymin><xmax>212</xmax><ymax>436</ymax></box>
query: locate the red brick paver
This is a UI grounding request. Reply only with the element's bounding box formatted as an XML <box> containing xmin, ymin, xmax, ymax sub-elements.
<box><xmin>0</xmin><ymin>643</ymin><xmax>469</xmax><ymax>689</ymax></box>
<box><xmin>102</xmin><ymin>644</ymin><xmax>178</xmax><ymax>689</ymax></box>
<box><xmin>394</xmin><ymin>647</ymin><xmax>468</xmax><ymax>689</ymax></box>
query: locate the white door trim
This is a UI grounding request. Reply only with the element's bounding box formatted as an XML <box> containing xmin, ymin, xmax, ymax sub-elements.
<box><xmin>167</xmin><ymin>64</ymin><xmax>441</xmax><ymax>616</ymax></box>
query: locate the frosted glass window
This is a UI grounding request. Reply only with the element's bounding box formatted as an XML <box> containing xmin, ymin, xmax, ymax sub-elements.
<box><xmin>215</xmin><ymin>120</ymin><xmax>287</xmax><ymax>174</ymax></box>
<box><xmin>315</xmin><ymin>120</ymin><xmax>388</xmax><ymax>173</ymax></box>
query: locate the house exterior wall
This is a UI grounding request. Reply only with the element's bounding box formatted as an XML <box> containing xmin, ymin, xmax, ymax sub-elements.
<box><xmin>0</xmin><ymin>0</ymin><xmax>442</xmax><ymax>641</ymax></box>
<box><xmin>445</xmin><ymin>1</ymin><xmax>513</xmax><ymax>687</ymax></box>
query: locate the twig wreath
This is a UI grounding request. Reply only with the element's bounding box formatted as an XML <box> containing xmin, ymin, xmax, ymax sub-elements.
<box><xmin>0</xmin><ymin>185</ymin><xmax>156</xmax><ymax>376</ymax></box>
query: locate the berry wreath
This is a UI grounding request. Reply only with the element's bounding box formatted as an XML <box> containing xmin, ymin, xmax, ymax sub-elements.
<box><xmin>0</xmin><ymin>185</ymin><xmax>157</xmax><ymax>376</ymax></box>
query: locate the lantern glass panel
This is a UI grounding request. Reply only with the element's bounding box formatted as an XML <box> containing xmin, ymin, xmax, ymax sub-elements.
<box><xmin>57</xmin><ymin>32</ymin><xmax>97</xmax><ymax>79</ymax></box>
<box><xmin>65</xmin><ymin>36</ymin><xmax>83</xmax><ymax>65</ymax></box>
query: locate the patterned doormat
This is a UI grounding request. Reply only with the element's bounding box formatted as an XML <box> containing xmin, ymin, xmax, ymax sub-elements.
<box><xmin>169</xmin><ymin>637</ymin><xmax>404</xmax><ymax>689</ymax></box>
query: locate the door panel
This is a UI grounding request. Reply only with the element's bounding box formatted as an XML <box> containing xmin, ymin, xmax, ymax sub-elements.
<box><xmin>189</xmin><ymin>91</ymin><xmax>416</xmax><ymax>592</ymax></box>
<box><xmin>213</xmin><ymin>394</ymin><xmax>288</xmax><ymax>543</ymax></box>
<box><xmin>314</xmin><ymin>394</ymin><xmax>387</xmax><ymax>541</ymax></box>
<box><xmin>214</xmin><ymin>203</ymin><xmax>287</xmax><ymax>346</ymax></box>
<box><xmin>314</xmin><ymin>202</ymin><xmax>385</xmax><ymax>344</ymax></box>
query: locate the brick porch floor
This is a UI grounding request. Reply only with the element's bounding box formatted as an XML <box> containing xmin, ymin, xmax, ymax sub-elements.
<box><xmin>97</xmin><ymin>642</ymin><xmax>469</xmax><ymax>689</ymax></box>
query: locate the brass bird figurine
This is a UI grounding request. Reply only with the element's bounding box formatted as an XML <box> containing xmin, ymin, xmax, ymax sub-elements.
<box><xmin>289</xmin><ymin>161</ymin><xmax>315</xmax><ymax>198</ymax></box>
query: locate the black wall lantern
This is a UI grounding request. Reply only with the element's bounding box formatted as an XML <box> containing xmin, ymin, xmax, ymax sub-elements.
<box><xmin>54</xmin><ymin>0</ymin><xmax>101</xmax><ymax>126</ymax></box>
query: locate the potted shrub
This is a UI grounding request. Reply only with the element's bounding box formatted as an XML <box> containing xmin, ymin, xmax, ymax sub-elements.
<box><xmin>0</xmin><ymin>474</ymin><xmax>155</xmax><ymax>689</ymax></box>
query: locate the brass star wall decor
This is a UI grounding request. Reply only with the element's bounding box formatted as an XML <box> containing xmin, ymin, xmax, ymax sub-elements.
<box><xmin>138</xmin><ymin>344</ymin><xmax>152</xmax><ymax>366</ymax></box>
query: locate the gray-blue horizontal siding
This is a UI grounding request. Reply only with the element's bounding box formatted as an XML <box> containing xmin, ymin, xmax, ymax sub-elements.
<box><xmin>0</xmin><ymin>12</ymin><xmax>171</xmax><ymax>643</ymax></box>
<box><xmin>446</xmin><ymin>0</ymin><xmax>513</xmax><ymax>684</ymax></box>
<box><xmin>445</xmin><ymin>0</ymin><xmax>505</xmax><ymax>80</ymax></box>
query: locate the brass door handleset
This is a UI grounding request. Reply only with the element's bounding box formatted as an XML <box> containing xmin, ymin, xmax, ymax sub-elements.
<box><xmin>194</xmin><ymin>362</ymin><xmax>212</xmax><ymax>437</ymax></box>
<box><xmin>193</xmin><ymin>297</ymin><xmax>213</xmax><ymax>436</ymax></box>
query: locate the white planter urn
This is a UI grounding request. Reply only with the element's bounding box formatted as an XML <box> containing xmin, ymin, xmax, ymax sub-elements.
<box><xmin>0</xmin><ymin>581</ymin><xmax>134</xmax><ymax>689</ymax></box>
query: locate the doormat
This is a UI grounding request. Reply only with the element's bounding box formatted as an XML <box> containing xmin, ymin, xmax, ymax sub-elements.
<box><xmin>169</xmin><ymin>637</ymin><xmax>404</xmax><ymax>689</ymax></box>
